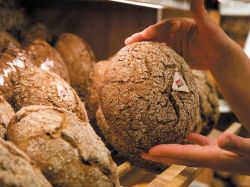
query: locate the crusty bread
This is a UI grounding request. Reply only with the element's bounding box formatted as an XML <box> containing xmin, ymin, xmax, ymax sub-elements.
<box><xmin>55</xmin><ymin>33</ymin><xmax>96</xmax><ymax>104</ymax></box>
<box><xmin>0</xmin><ymin>95</ymin><xmax>14</xmax><ymax>139</ymax></box>
<box><xmin>87</xmin><ymin>60</ymin><xmax>110</xmax><ymax>120</ymax></box>
<box><xmin>26</xmin><ymin>39</ymin><xmax>70</xmax><ymax>82</ymax></box>
<box><xmin>192</xmin><ymin>70</ymin><xmax>219</xmax><ymax>135</ymax></box>
<box><xmin>0</xmin><ymin>138</ymin><xmax>51</xmax><ymax>187</ymax></box>
<box><xmin>97</xmin><ymin>42</ymin><xmax>200</xmax><ymax>171</ymax></box>
<box><xmin>0</xmin><ymin>45</ymin><xmax>33</xmax><ymax>104</ymax></box>
<box><xmin>0</xmin><ymin>31</ymin><xmax>20</xmax><ymax>53</ymax></box>
<box><xmin>20</xmin><ymin>22</ymin><xmax>53</xmax><ymax>46</ymax></box>
<box><xmin>7</xmin><ymin>105</ymin><xmax>119</xmax><ymax>187</ymax></box>
<box><xmin>13</xmin><ymin>68</ymin><xmax>88</xmax><ymax>121</ymax></box>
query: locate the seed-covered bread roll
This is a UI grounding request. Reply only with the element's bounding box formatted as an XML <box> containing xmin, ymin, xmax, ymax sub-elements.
<box><xmin>97</xmin><ymin>42</ymin><xmax>200</xmax><ymax>171</ymax></box>
<box><xmin>87</xmin><ymin>60</ymin><xmax>110</xmax><ymax>120</ymax></box>
<box><xmin>26</xmin><ymin>39</ymin><xmax>70</xmax><ymax>82</ymax></box>
<box><xmin>7</xmin><ymin>105</ymin><xmax>119</xmax><ymax>187</ymax></box>
<box><xmin>0</xmin><ymin>138</ymin><xmax>51</xmax><ymax>187</ymax></box>
<box><xmin>0</xmin><ymin>95</ymin><xmax>14</xmax><ymax>139</ymax></box>
<box><xmin>55</xmin><ymin>33</ymin><xmax>96</xmax><ymax>103</ymax></box>
<box><xmin>13</xmin><ymin>68</ymin><xmax>88</xmax><ymax>121</ymax></box>
<box><xmin>20</xmin><ymin>22</ymin><xmax>53</xmax><ymax>46</ymax></box>
<box><xmin>0</xmin><ymin>31</ymin><xmax>20</xmax><ymax>53</ymax></box>
<box><xmin>0</xmin><ymin>45</ymin><xmax>32</xmax><ymax>104</ymax></box>
<box><xmin>192</xmin><ymin>70</ymin><xmax>220</xmax><ymax>135</ymax></box>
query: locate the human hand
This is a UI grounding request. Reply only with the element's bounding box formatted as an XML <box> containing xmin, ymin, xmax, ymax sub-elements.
<box><xmin>125</xmin><ymin>0</ymin><xmax>234</xmax><ymax>70</ymax></box>
<box><xmin>142</xmin><ymin>133</ymin><xmax>250</xmax><ymax>175</ymax></box>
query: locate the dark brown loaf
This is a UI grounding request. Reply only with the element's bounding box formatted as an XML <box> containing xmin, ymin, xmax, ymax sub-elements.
<box><xmin>0</xmin><ymin>95</ymin><xmax>14</xmax><ymax>139</ymax></box>
<box><xmin>13</xmin><ymin>68</ymin><xmax>88</xmax><ymax>121</ymax></box>
<box><xmin>0</xmin><ymin>31</ymin><xmax>20</xmax><ymax>53</ymax></box>
<box><xmin>7</xmin><ymin>105</ymin><xmax>119</xmax><ymax>187</ymax></box>
<box><xmin>0</xmin><ymin>45</ymin><xmax>32</xmax><ymax>104</ymax></box>
<box><xmin>55</xmin><ymin>33</ymin><xmax>96</xmax><ymax>103</ymax></box>
<box><xmin>97</xmin><ymin>42</ymin><xmax>200</xmax><ymax>171</ymax></box>
<box><xmin>20</xmin><ymin>22</ymin><xmax>53</xmax><ymax>46</ymax></box>
<box><xmin>0</xmin><ymin>138</ymin><xmax>52</xmax><ymax>187</ymax></box>
<box><xmin>26</xmin><ymin>39</ymin><xmax>70</xmax><ymax>82</ymax></box>
<box><xmin>87</xmin><ymin>60</ymin><xmax>110</xmax><ymax>120</ymax></box>
<box><xmin>192</xmin><ymin>70</ymin><xmax>220</xmax><ymax>135</ymax></box>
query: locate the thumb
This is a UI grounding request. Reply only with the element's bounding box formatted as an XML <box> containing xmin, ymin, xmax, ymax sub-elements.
<box><xmin>190</xmin><ymin>0</ymin><xmax>210</xmax><ymax>28</ymax></box>
<box><xmin>217</xmin><ymin>133</ymin><xmax>250</xmax><ymax>155</ymax></box>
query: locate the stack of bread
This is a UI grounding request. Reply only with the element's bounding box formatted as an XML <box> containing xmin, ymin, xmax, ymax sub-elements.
<box><xmin>0</xmin><ymin>16</ymin><xmax>220</xmax><ymax>185</ymax></box>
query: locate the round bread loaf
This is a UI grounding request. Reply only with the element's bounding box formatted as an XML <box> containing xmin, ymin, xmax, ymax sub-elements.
<box><xmin>192</xmin><ymin>70</ymin><xmax>219</xmax><ymax>135</ymax></box>
<box><xmin>87</xmin><ymin>60</ymin><xmax>110</xmax><ymax>120</ymax></box>
<box><xmin>26</xmin><ymin>39</ymin><xmax>70</xmax><ymax>82</ymax></box>
<box><xmin>97</xmin><ymin>42</ymin><xmax>200</xmax><ymax>171</ymax></box>
<box><xmin>0</xmin><ymin>31</ymin><xmax>20</xmax><ymax>53</ymax></box>
<box><xmin>0</xmin><ymin>45</ymin><xmax>32</xmax><ymax>104</ymax></box>
<box><xmin>0</xmin><ymin>138</ymin><xmax>51</xmax><ymax>187</ymax></box>
<box><xmin>55</xmin><ymin>33</ymin><xmax>96</xmax><ymax>102</ymax></box>
<box><xmin>7</xmin><ymin>105</ymin><xmax>119</xmax><ymax>187</ymax></box>
<box><xmin>20</xmin><ymin>22</ymin><xmax>53</xmax><ymax>46</ymax></box>
<box><xmin>0</xmin><ymin>95</ymin><xmax>14</xmax><ymax>139</ymax></box>
<box><xmin>13</xmin><ymin>68</ymin><xmax>88</xmax><ymax>121</ymax></box>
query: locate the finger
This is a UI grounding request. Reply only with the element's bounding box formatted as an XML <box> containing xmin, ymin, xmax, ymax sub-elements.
<box><xmin>125</xmin><ymin>32</ymin><xmax>146</xmax><ymax>45</ymax></box>
<box><xmin>186</xmin><ymin>133</ymin><xmax>216</xmax><ymax>146</ymax></box>
<box><xmin>190</xmin><ymin>0</ymin><xmax>209</xmax><ymax>26</ymax></box>
<box><xmin>217</xmin><ymin>133</ymin><xmax>250</xmax><ymax>155</ymax></box>
<box><xmin>142</xmin><ymin>153</ymin><xmax>207</xmax><ymax>168</ymax></box>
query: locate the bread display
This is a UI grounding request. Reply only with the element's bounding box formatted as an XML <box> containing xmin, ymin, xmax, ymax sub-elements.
<box><xmin>0</xmin><ymin>96</ymin><xmax>14</xmax><ymax>139</ymax></box>
<box><xmin>13</xmin><ymin>68</ymin><xmax>88</xmax><ymax>121</ymax></box>
<box><xmin>0</xmin><ymin>31</ymin><xmax>20</xmax><ymax>53</ymax></box>
<box><xmin>0</xmin><ymin>45</ymin><xmax>32</xmax><ymax>104</ymax></box>
<box><xmin>20</xmin><ymin>22</ymin><xmax>53</xmax><ymax>46</ymax></box>
<box><xmin>7</xmin><ymin>105</ymin><xmax>119</xmax><ymax>187</ymax></box>
<box><xmin>192</xmin><ymin>70</ymin><xmax>220</xmax><ymax>135</ymax></box>
<box><xmin>97</xmin><ymin>42</ymin><xmax>200</xmax><ymax>171</ymax></box>
<box><xmin>26</xmin><ymin>39</ymin><xmax>70</xmax><ymax>82</ymax></box>
<box><xmin>55</xmin><ymin>33</ymin><xmax>96</xmax><ymax>104</ymax></box>
<box><xmin>0</xmin><ymin>138</ymin><xmax>52</xmax><ymax>187</ymax></box>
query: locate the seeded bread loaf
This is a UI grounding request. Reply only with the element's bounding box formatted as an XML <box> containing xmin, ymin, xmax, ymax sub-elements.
<box><xmin>192</xmin><ymin>70</ymin><xmax>219</xmax><ymax>135</ymax></box>
<box><xmin>97</xmin><ymin>42</ymin><xmax>200</xmax><ymax>171</ymax></box>
<box><xmin>7</xmin><ymin>105</ymin><xmax>119</xmax><ymax>187</ymax></box>
<box><xmin>0</xmin><ymin>138</ymin><xmax>51</xmax><ymax>187</ymax></box>
<box><xmin>0</xmin><ymin>45</ymin><xmax>32</xmax><ymax>104</ymax></box>
<box><xmin>0</xmin><ymin>95</ymin><xmax>14</xmax><ymax>139</ymax></box>
<box><xmin>26</xmin><ymin>39</ymin><xmax>70</xmax><ymax>82</ymax></box>
<box><xmin>20</xmin><ymin>22</ymin><xmax>53</xmax><ymax>46</ymax></box>
<box><xmin>13</xmin><ymin>68</ymin><xmax>88</xmax><ymax>121</ymax></box>
<box><xmin>0</xmin><ymin>31</ymin><xmax>20</xmax><ymax>53</ymax></box>
<box><xmin>55</xmin><ymin>33</ymin><xmax>96</xmax><ymax>111</ymax></box>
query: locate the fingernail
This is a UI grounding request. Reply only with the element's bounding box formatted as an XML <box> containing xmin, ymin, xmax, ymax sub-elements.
<box><xmin>124</xmin><ymin>37</ymin><xmax>131</xmax><ymax>45</ymax></box>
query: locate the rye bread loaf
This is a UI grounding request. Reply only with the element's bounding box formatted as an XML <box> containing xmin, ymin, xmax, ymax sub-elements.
<box><xmin>87</xmin><ymin>60</ymin><xmax>110</xmax><ymax>120</ymax></box>
<box><xmin>0</xmin><ymin>31</ymin><xmax>20</xmax><ymax>53</ymax></box>
<box><xmin>26</xmin><ymin>39</ymin><xmax>70</xmax><ymax>82</ymax></box>
<box><xmin>7</xmin><ymin>105</ymin><xmax>119</xmax><ymax>187</ymax></box>
<box><xmin>97</xmin><ymin>42</ymin><xmax>200</xmax><ymax>171</ymax></box>
<box><xmin>0</xmin><ymin>45</ymin><xmax>32</xmax><ymax>104</ymax></box>
<box><xmin>55</xmin><ymin>33</ymin><xmax>96</xmax><ymax>110</ymax></box>
<box><xmin>192</xmin><ymin>70</ymin><xmax>220</xmax><ymax>135</ymax></box>
<box><xmin>0</xmin><ymin>138</ymin><xmax>51</xmax><ymax>187</ymax></box>
<box><xmin>20</xmin><ymin>22</ymin><xmax>53</xmax><ymax>46</ymax></box>
<box><xmin>0</xmin><ymin>95</ymin><xmax>14</xmax><ymax>139</ymax></box>
<box><xmin>13</xmin><ymin>68</ymin><xmax>88</xmax><ymax>121</ymax></box>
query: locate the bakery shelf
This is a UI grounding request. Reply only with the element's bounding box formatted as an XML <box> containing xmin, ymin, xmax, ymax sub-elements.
<box><xmin>117</xmin><ymin>122</ymin><xmax>242</xmax><ymax>187</ymax></box>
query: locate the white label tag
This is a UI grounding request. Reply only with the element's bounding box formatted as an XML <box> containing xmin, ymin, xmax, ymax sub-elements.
<box><xmin>172</xmin><ymin>72</ymin><xmax>190</xmax><ymax>92</ymax></box>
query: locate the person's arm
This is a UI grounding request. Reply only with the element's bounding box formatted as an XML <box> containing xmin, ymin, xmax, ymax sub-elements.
<box><xmin>125</xmin><ymin>0</ymin><xmax>250</xmax><ymax>132</ymax></box>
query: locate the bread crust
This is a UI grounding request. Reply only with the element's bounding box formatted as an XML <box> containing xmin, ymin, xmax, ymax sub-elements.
<box><xmin>7</xmin><ymin>105</ymin><xmax>119</xmax><ymax>187</ymax></box>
